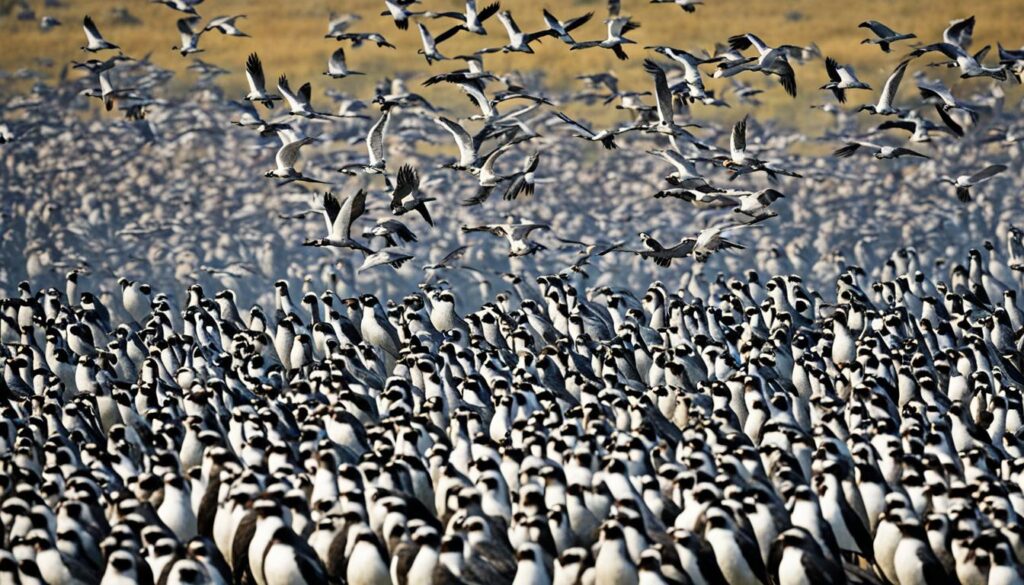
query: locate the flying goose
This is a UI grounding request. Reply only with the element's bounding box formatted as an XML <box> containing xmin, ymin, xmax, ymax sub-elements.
<box><xmin>647</xmin><ymin>148</ymin><xmax>717</xmax><ymax>190</ymax></box>
<box><xmin>540</xmin><ymin>9</ymin><xmax>593</xmax><ymax>46</ymax></box>
<box><xmin>641</xmin><ymin>59</ymin><xmax>705</xmax><ymax>146</ymax></box>
<box><xmin>244</xmin><ymin>53</ymin><xmax>280</xmax><ymax>109</ymax></box>
<box><xmin>358</xmin><ymin>250</ymin><xmax>414</xmax><ymax>272</ymax></box>
<box><xmin>832</xmin><ymin>141</ymin><xmax>929</xmax><ymax>160</ymax></box>
<box><xmin>462</xmin><ymin>221</ymin><xmax>549</xmax><ymax>257</ymax></box>
<box><xmin>476</xmin><ymin>10</ymin><xmax>550</xmax><ymax>54</ymax></box>
<box><xmin>649</xmin><ymin>0</ymin><xmax>703</xmax><ymax>13</ymax></box>
<box><xmin>503</xmin><ymin>152</ymin><xmax>541</xmax><ymax>200</ymax></box>
<box><xmin>652</xmin><ymin>189</ymin><xmax>738</xmax><ymax>209</ymax></box>
<box><xmin>338</xmin><ymin>109</ymin><xmax>391</xmax><ymax>185</ymax></box>
<box><xmin>81</xmin><ymin>16</ymin><xmax>119</xmax><ymax>52</ymax></box>
<box><xmin>172</xmin><ymin>17</ymin><xmax>204</xmax><ymax>56</ymax></box>
<box><xmin>433</xmin><ymin>116</ymin><xmax>480</xmax><ymax>169</ymax></box>
<box><xmin>389</xmin><ymin>165</ymin><xmax>436</xmax><ymax>226</ymax></box>
<box><xmin>646</xmin><ymin>46</ymin><xmax>713</xmax><ymax>103</ymax></box>
<box><xmin>551</xmin><ymin>111</ymin><xmax>633</xmax><ymax>149</ymax></box>
<box><xmin>302</xmin><ymin>190</ymin><xmax>372</xmax><ymax>253</ymax></box>
<box><xmin>203</xmin><ymin>15</ymin><xmax>249</xmax><ymax>36</ymax></box>
<box><xmin>874</xmin><ymin>108</ymin><xmax>963</xmax><ymax>142</ymax></box>
<box><xmin>731</xmin><ymin>188</ymin><xmax>786</xmax><ymax>218</ymax></box>
<box><xmin>152</xmin><ymin>0</ymin><xmax>201</xmax><ymax>16</ymax></box>
<box><xmin>71</xmin><ymin>54</ymin><xmax>132</xmax><ymax>74</ymax></box>
<box><xmin>277</xmin><ymin>75</ymin><xmax>337</xmax><ymax>119</ymax></box>
<box><xmin>821</xmin><ymin>57</ymin><xmax>871</xmax><ymax>103</ymax></box>
<box><xmin>327</xmin><ymin>32</ymin><xmax>396</xmax><ymax>48</ymax></box>
<box><xmin>265</xmin><ymin>133</ymin><xmax>329</xmax><ymax>185</ymax></box>
<box><xmin>422</xmin><ymin>245</ymin><xmax>470</xmax><ymax>271</ymax></box>
<box><xmin>323</xmin><ymin>48</ymin><xmax>363</xmax><ymax>78</ymax></box>
<box><xmin>856</xmin><ymin>59</ymin><xmax>909</xmax><ymax>115</ymax></box>
<box><xmin>230</xmin><ymin>101</ymin><xmax>289</xmax><ymax>135</ymax></box>
<box><xmin>570</xmin><ymin>16</ymin><xmax>641</xmax><ymax>60</ymax></box>
<box><xmin>939</xmin><ymin>164</ymin><xmax>1008</xmax><ymax>203</ymax></box>
<box><xmin>943</xmin><ymin>15</ymin><xmax>976</xmax><ymax>50</ymax></box>
<box><xmin>428</xmin><ymin>0</ymin><xmax>501</xmax><ymax>44</ymax></box>
<box><xmin>637</xmin><ymin>232</ymin><xmax>697</xmax><ymax>266</ymax></box>
<box><xmin>417</xmin><ymin>23</ymin><xmax>447</xmax><ymax>65</ymax></box>
<box><xmin>363</xmin><ymin>218</ymin><xmax>418</xmax><ymax>247</ymax></box>
<box><xmin>325</xmin><ymin>12</ymin><xmax>360</xmax><ymax>37</ymax></box>
<box><xmin>910</xmin><ymin>42</ymin><xmax>1007</xmax><ymax>80</ymax></box>
<box><xmin>40</xmin><ymin>16</ymin><xmax>61</xmax><ymax>31</ymax></box>
<box><xmin>716</xmin><ymin>33</ymin><xmax>798</xmax><ymax>97</ymax></box>
<box><xmin>382</xmin><ymin>0</ymin><xmax>423</xmax><ymax>30</ymax></box>
<box><xmin>917</xmin><ymin>79</ymin><xmax>978</xmax><ymax>123</ymax></box>
<box><xmin>858</xmin><ymin>20</ymin><xmax>916</xmax><ymax>52</ymax></box>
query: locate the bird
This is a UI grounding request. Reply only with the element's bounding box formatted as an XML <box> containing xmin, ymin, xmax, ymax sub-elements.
<box><xmin>416</xmin><ymin>23</ymin><xmax>447</xmax><ymax>65</ymax></box>
<box><xmin>821</xmin><ymin>57</ymin><xmax>871</xmax><ymax>103</ymax></box>
<box><xmin>462</xmin><ymin>221</ymin><xmax>550</xmax><ymax>256</ymax></box>
<box><xmin>389</xmin><ymin>165</ymin><xmax>436</xmax><ymax>226</ymax></box>
<box><xmin>382</xmin><ymin>0</ymin><xmax>422</xmax><ymax>31</ymax></box>
<box><xmin>649</xmin><ymin>0</ymin><xmax>704</xmax><ymax>13</ymax></box>
<box><xmin>277</xmin><ymin>75</ymin><xmax>338</xmax><ymax>119</ymax></box>
<box><xmin>427</xmin><ymin>0</ymin><xmax>501</xmax><ymax>44</ymax></box>
<box><xmin>359</xmin><ymin>250</ymin><xmax>414</xmax><ymax>272</ymax></box>
<box><xmin>858</xmin><ymin>20</ymin><xmax>917</xmax><ymax>52</ymax></box>
<box><xmin>338</xmin><ymin>109</ymin><xmax>392</xmax><ymax>185</ymax></box>
<box><xmin>302</xmin><ymin>190</ymin><xmax>373</xmax><ymax>253</ymax></box>
<box><xmin>324</xmin><ymin>48</ymin><xmax>364</xmax><ymax>78</ymax></box>
<box><xmin>265</xmin><ymin>133</ymin><xmax>329</xmax><ymax>185</ymax></box>
<box><xmin>81</xmin><ymin>15</ymin><xmax>119</xmax><ymax>52</ymax></box>
<box><xmin>939</xmin><ymin>164</ymin><xmax>1008</xmax><ymax>203</ymax></box>
<box><xmin>476</xmin><ymin>10</ymin><xmax>550</xmax><ymax>54</ymax></box>
<box><xmin>571</xmin><ymin>16</ymin><xmax>641</xmax><ymax>60</ymax></box>
<box><xmin>716</xmin><ymin>32</ymin><xmax>798</xmax><ymax>97</ymax></box>
<box><xmin>540</xmin><ymin>9</ymin><xmax>593</xmax><ymax>46</ymax></box>
<box><xmin>832</xmin><ymin>141</ymin><xmax>930</xmax><ymax>160</ymax></box>
<box><xmin>203</xmin><ymin>15</ymin><xmax>249</xmax><ymax>36</ymax></box>
<box><xmin>172</xmin><ymin>17</ymin><xmax>204</xmax><ymax>57</ymax></box>
<box><xmin>244</xmin><ymin>53</ymin><xmax>281</xmax><ymax>108</ymax></box>
<box><xmin>856</xmin><ymin>59</ymin><xmax>910</xmax><ymax>115</ymax></box>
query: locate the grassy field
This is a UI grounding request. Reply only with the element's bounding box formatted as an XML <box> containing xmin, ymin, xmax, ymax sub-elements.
<box><xmin>1</xmin><ymin>0</ymin><xmax>1022</xmax><ymax>126</ymax></box>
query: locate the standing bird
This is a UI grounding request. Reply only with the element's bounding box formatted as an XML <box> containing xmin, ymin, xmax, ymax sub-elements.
<box><xmin>939</xmin><ymin>164</ymin><xmax>1008</xmax><ymax>203</ymax></box>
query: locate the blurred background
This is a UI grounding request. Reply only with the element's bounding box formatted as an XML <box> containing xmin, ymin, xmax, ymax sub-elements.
<box><xmin>1</xmin><ymin>0</ymin><xmax>1021</xmax><ymax>128</ymax></box>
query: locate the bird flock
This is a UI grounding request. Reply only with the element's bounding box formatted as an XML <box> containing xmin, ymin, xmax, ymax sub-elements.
<box><xmin>3</xmin><ymin>1</ymin><xmax>1024</xmax><ymax>585</ymax></box>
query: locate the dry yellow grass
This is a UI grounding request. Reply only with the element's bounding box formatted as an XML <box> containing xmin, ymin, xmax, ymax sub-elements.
<box><xmin>1</xmin><ymin>0</ymin><xmax>1022</xmax><ymax>126</ymax></box>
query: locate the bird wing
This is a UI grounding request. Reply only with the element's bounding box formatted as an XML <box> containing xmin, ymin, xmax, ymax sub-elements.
<box><xmin>83</xmin><ymin>15</ymin><xmax>104</xmax><ymax>44</ymax></box>
<box><xmin>276</xmin><ymin>136</ymin><xmax>309</xmax><ymax>169</ymax></box>
<box><xmin>367</xmin><ymin>110</ymin><xmax>391</xmax><ymax>164</ymax></box>
<box><xmin>434</xmin><ymin>116</ymin><xmax>476</xmax><ymax>165</ymax></box>
<box><xmin>462</xmin><ymin>224</ymin><xmax>505</xmax><ymax>238</ymax></box>
<box><xmin>436</xmin><ymin>245</ymin><xmax>469</xmax><ymax>266</ymax></box>
<box><xmin>328</xmin><ymin>48</ymin><xmax>348</xmax><ymax>73</ymax></box>
<box><xmin>323</xmin><ymin>191</ymin><xmax>343</xmax><ymax>238</ymax></box>
<box><xmin>552</xmin><ymin>111</ymin><xmax>596</xmax><ymax>138</ymax></box>
<box><xmin>878</xmin><ymin>60</ymin><xmax>909</xmax><ymax>109</ymax></box>
<box><xmin>764</xmin><ymin>57</ymin><xmax>797</xmax><ymax>97</ymax></box>
<box><xmin>643</xmin><ymin>59</ymin><xmax>674</xmax><ymax>126</ymax></box>
<box><xmin>910</xmin><ymin>42</ymin><xmax>962</xmax><ymax>60</ymax></box>
<box><xmin>510</xmin><ymin>223</ymin><xmax>549</xmax><ymax>240</ymax></box>
<box><xmin>338</xmin><ymin>189</ymin><xmax>367</xmax><ymax>240</ymax></box>
<box><xmin>891</xmin><ymin>147</ymin><xmax>930</xmax><ymax>159</ymax></box>
<box><xmin>477</xmin><ymin>2</ymin><xmax>501</xmax><ymax>22</ymax></box>
<box><xmin>563</xmin><ymin>11</ymin><xmax>593</xmax><ymax>32</ymax></box>
<box><xmin>277</xmin><ymin>75</ymin><xmax>303</xmax><ymax>111</ymax></box>
<box><xmin>824</xmin><ymin>56</ymin><xmax>841</xmax><ymax>83</ymax></box>
<box><xmin>943</xmin><ymin>15</ymin><xmax>975</xmax><ymax>50</ymax></box>
<box><xmin>177</xmin><ymin>18</ymin><xmax>199</xmax><ymax>44</ymax></box>
<box><xmin>731</xmin><ymin>116</ymin><xmax>747</xmax><ymax>158</ymax></box>
<box><xmin>934</xmin><ymin>104</ymin><xmax>964</xmax><ymax>137</ymax></box>
<box><xmin>245</xmin><ymin>52</ymin><xmax>266</xmax><ymax>93</ymax></box>
<box><xmin>417</xmin><ymin>23</ymin><xmax>437</xmax><ymax>52</ymax></box>
<box><xmin>390</xmin><ymin>165</ymin><xmax>419</xmax><ymax>205</ymax></box>
<box><xmin>969</xmin><ymin>164</ymin><xmax>1007</xmax><ymax>183</ymax></box>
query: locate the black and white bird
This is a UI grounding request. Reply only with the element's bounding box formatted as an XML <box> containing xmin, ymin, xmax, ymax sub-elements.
<box><xmin>856</xmin><ymin>59</ymin><xmax>910</xmax><ymax>115</ymax></box>
<box><xmin>323</xmin><ymin>48</ymin><xmax>363</xmax><ymax>78</ymax></box>
<box><xmin>81</xmin><ymin>15</ymin><xmax>119</xmax><ymax>52</ymax></box>
<box><xmin>939</xmin><ymin>164</ymin><xmax>1008</xmax><ymax>202</ymax></box>
<box><xmin>821</xmin><ymin>57</ymin><xmax>871</xmax><ymax>103</ymax></box>
<box><xmin>462</xmin><ymin>221</ymin><xmax>550</xmax><ymax>256</ymax></box>
<box><xmin>858</xmin><ymin>20</ymin><xmax>917</xmax><ymax>52</ymax></box>
<box><xmin>244</xmin><ymin>53</ymin><xmax>281</xmax><ymax>108</ymax></box>
<box><xmin>203</xmin><ymin>15</ymin><xmax>249</xmax><ymax>36</ymax></box>
<box><xmin>389</xmin><ymin>165</ymin><xmax>436</xmax><ymax>226</ymax></box>
<box><xmin>302</xmin><ymin>190</ymin><xmax>372</xmax><ymax>253</ymax></box>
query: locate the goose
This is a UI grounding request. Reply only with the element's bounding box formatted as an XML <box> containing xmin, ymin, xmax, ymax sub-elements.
<box><xmin>325</xmin><ymin>11</ymin><xmax>360</xmax><ymax>37</ymax></box>
<box><xmin>277</xmin><ymin>75</ymin><xmax>337</xmax><ymax>119</ymax></box>
<box><xmin>551</xmin><ymin>111</ymin><xmax>634</xmax><ymax>150</ymax></box>
<box><xmin>323</xmin><ymin>48</ymin><xmax>363</xmax><ymax>78</ymax></box>
<box><xmin>476</xmin><ymin>10</ymin><xmax>550</xmax><ymax>54</ymax></box>
<box><xmin>389</xmin><ymin>165</ymin><xmax>436</xmax><ymax>226</ymax></box>
<box><xmin>647</xmin><ymin>148</ymin><xmax>717</xmax><ymax>189</ymax></box>
<box><xmin>641</xmin><ymin>59</ymin><xmax>706</xmax><ymax>146</ymax></box>
<box><xmin>265</xmin><ymin>133</ymin><xmax>329</xmax><ymax>185</ymax></box>
<box><xmin>858</xmin><ymin>20</ymin><xmax>916</xmax><ymax>52</ymax></box>
<box><xmin>71</xmin><ymin>54</ymin><xmax>132</xmax><ymax>74</ymax></box>
<box><xmin>81</xmin><ymin>16</ymin><xmax>119</xmax><ymax>52</ymax></box>
<box><xmin>636</xmin><ymin>232</ymin><xmax>694</xmax><ymax>267</ymax></box>
<box><xmin>422</xmin><ymin>245</ymin><xmax>470</xmax><ymax>271</ymax></box>
<box><xmin>539</xmin><ymin>9</ymin><xmax>593</xmax><ymax>46</ymax></box>
<box><xmin>645</xmin><ymin>46</ymin><xmax>712</xmax><ymax>103</ymax></box>
<box><xmin>570</xmin><ymin>17</ymin><xmax>641</xmax><ymax>60</ymax></box>
<box><xmin>338</xmin><ymin>109</ymin><xmax>391</xmax><ymax>184</ymax></box>
<box><xmin>358</xmin><ymin>250</ymin><xmax>414</xmax><ymax>272</ymax></box>
<box><xmin>832</xmin><ymin>141</ymin><xmax>929</xmax><ymax>160</ymax></box>
<box><xmin>427</xmin><ymin>0</ymin><xmax>501</xmax><ymax>44</ymax></box>
<box><xmin>874</xmin><ymin>108</ymin><xmax>963</xmax><ymax>142</ymax></box>
<box><xmin>503</xmin><ymin>151</ymin><xmax>542</xmax><ymax>200</ymax></box>
<box><xmin>652</xmin><ymin>188</ymin><xmax>738</xmax><ymax>209</ymax></box>
<box><xmin>715</xmin><ymin>32</ymin><xmax>798</xmax><ymax>97</ymax></box>
<box><xmin>172</xmin><ymin>17</ymin><xmax>204</xmax><ymax>57</ymax></box>
<box><xmin>939</xmin><ymin>164</ymin><xmax>1008</xmax><ymax>203</ymax></box>
<box><xmin>244</xmin><ymin>53</ymin><xmax>280</xmax><ymax>109</ymax></box>
<box><xmin>230</xmin><ymin>101</ymin><xmax>289</xmax><ymax>135</ymax></box>
<box><xmin>40</xmin><ymin>16</ymin><xmax>61</xmax><ymax>31</ymax></box>
<box><xmin>649</xmin><ymin>0</ymin><xmax>703</xmax><ymax>13</ymax></box>
<box><xmin>462</xmin><ymin>221</ymin><xmax>550</xmax><ymax>256</ymax></box>
<box><xmin>152</xmin><ymin>0</ymin><xmax>201</xmax><ymax>16</ymax></box>
<box><xmin>363</xmin><ymin>218</ymin><xmax>418</xmax><ymax>247</ymax></box>
<box><xmin>731</xmin><ymin>188</ymin><xmax>786</xmax><ymax>218</ymax></box>
<box><xmin>416</xmin><ymin>23</ymin><xmax>447</xmax><ymax>65</ymax></box>
<box><xmin>856</xmin><ymin>59</ymin><xmax>909</xmax><ymax>115</ymax></box>
<box><xmin>203</xmin><ymin>15</ymin><xmax>248</xmax><ymax>37</ymax></box>
<box><xmin>302</xmin><ymin>190</ymin><xmax>372</xmax><ymax>253</ymax></box>
<box><xmin>910</xmin><ymin>42</ymin><xmax>1007</xmax><ymax>80</ymax></box>
<box><xmin>821</xmin><ymin>57</ymin><xmax>871</xmax><ymax>103</ymax></box>
<box><xmin>917</xmin><ymin>80</ymin><xmax>978</xmax><ymax>123</ymax></box>
<box><xmin>433</xmin><ymin>116</ymin><xmax>483</xmax><ymax>169</ymax></box>
<box><xmin>382</xmin><ymin>0</ymin><xmax>422</xmax><ymax>31</ymax></box>
<box><xmin>327</xmin><ymin>31</ymin><xmax>396</xmax><ymax>48</ymax></box>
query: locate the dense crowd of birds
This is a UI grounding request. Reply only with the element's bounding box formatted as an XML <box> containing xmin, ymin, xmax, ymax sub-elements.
<box><xmin>3</xmin><ymin>0</ymin><xmax>1024</xmax><ymax>584</ymax></box>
